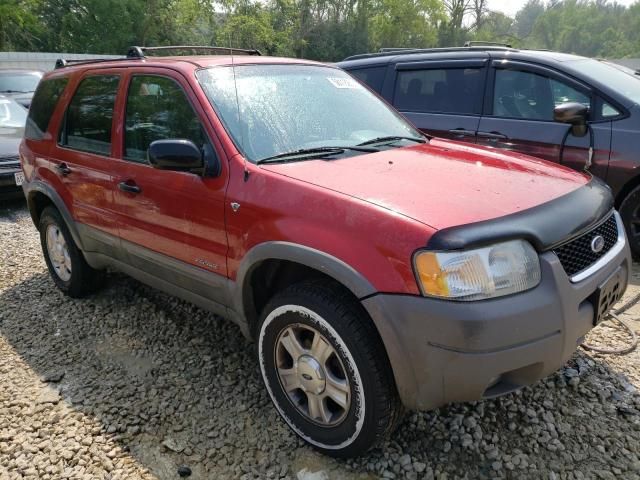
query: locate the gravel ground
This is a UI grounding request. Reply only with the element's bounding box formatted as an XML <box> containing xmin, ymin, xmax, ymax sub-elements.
<box><xmin>1</xmin><ymin>199</ymin><xmax>639</xmax><ymax>480</ymax></box>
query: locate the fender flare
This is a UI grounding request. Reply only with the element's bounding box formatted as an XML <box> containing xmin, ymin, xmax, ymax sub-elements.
<box><xmin>24</xmin><ymin>180</ymin><xmax>85</xmax><ymax>250</ymax></box>
<box><xmin>232</xmin><ymin>241</ymin><xmax>377</xmax><ymax>326</ymax></box>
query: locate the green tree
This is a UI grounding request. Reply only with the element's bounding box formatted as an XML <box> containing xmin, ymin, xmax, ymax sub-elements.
<box><xmin>0</xmin><ymin>0</ymin><xmax>41</xmax><ymax>50</ymax></box>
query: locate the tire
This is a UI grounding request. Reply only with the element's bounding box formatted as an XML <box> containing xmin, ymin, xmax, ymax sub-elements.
<box><xmin>619</xmin><ymin>185</ymin><xmax>640</xmax><ymax>258</ymax></box>
<box><xmin>257</xmin><ymin>280</ymin><xmax>402</xmax><ymax>457</ymax></box>
<box><xmin>39</xmin><ymin>206</ymin><xmax>103</xmax><ymax>298</ymax></box>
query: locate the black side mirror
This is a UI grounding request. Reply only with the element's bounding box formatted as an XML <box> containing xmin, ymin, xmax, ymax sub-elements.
<box><xmin>148</xmin><ymin>139</ymin><xmax>203</xmax><ymax>171</ymax></box>
<box><xmin>554</xmin><ymin>102</ymin><xmax>589</xmax><ymax>137</ymax></box>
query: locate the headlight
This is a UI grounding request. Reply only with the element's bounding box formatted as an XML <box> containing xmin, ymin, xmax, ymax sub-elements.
<box><xmin>413</xmin><ymin>240</ymin><xmax>541</xmax><ymax>301</ymax></box>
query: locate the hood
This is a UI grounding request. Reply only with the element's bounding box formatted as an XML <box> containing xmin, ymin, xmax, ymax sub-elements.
<box><xmin>261</xmin><ymin>139</ymin><xmax>590</xmax><ymax>231</ymax></box>
<box><xmin>2</xmin><ymin>92</ymin><xmax>33</xmax><ymax>109</ymax></box>
<box><xmin>0</xmin><ymin>130</ymin><xmax>21</xmax><ymax>160</ymax></box>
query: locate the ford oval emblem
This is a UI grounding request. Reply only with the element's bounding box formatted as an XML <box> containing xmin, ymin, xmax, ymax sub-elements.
<box><xmin>591</xmin><ymin>235</ymin><xmax>605</xmax><ymax>253</ymax></box>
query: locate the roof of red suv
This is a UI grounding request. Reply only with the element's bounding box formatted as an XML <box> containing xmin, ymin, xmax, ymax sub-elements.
<box><xmin>47</xmin><ymin>55</ymin><xmax>326</xmax><ymax>76</ymax></box>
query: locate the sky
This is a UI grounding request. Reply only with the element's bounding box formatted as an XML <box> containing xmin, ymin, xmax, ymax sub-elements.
<box><xmin>490</xmin><ymin>0</ymin><xmax>638</xmax><ymax>18</ymax></box>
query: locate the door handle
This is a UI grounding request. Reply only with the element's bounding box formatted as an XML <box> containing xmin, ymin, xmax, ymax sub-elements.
<box><xmin>477</xmin><ymin>131</ymin><xmax>508</xmax><ymax>141</ymax></box>
<box><xmin>448</xmin><ymin>128</ymin><xmax>476</xmax><ymax>137</ymax></box>
<box><xmin>55</xmin><ymin>163</ymin><xmax>72</xmax><ymax>176</ymax></box>
<box><xmin>118</xmin><ymin>181</ymin><xmax>142</xmax><ymax>194</ymax></box>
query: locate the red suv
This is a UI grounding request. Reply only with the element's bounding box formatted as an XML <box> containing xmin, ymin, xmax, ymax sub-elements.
<box><xmin>20</xmin><ymin>47</ymin><xmax>631</xmax><ymax>457</ymax></box>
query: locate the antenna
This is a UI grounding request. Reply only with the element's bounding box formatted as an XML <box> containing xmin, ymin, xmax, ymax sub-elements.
<box><xmin>229</xmin><ymin>35</ymin><xmax>250</xmax><ymax>182</ymax></box>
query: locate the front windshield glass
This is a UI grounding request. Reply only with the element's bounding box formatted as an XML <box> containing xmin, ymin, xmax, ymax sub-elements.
<box><xmin>0</xmin><ymin>72</ymin><xmax>41</xmax><ymax>93</ymax></box>
<box><xmin>196</xmin><ymin>64</ymin><xmax>422</xmax><ymax>162</ymax></box>
<box><xmin>0</xmin><ymin>98</ymin><xmax>27</xmax><ymax>129</ymax></box>
<box><xmin>570</xmin><ymin>59</ymin><xmax>640</xmax><ymax>105</ymax></box>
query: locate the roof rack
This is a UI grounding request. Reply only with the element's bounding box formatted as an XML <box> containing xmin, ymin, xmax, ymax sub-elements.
<box><xmin>379</xmin><ymin>48</ymin><xmax>422</xmax><ymax>53</ymax></box>
<box><xmin>55</xmin><ymin>57</ymin><xmax>126</xmax><ymax>69</ymax></box>
<box><xmin>55</xmin><ymin>45</ymin><xmax>261</xmax><ymax>69</ymax></box>
<box><xmin>463</xmin><ymin>40</ymin><xmax>512</xmax><ymax>48</ymax></box>
<box><xmin>126</xmin><ymin>45</ymin><xmax>261</xmax><ymax>58</ymax></box>
<box><xmin>342</xmin><ymin>45</ymin><xmax>515</xmax><ymax>62</ymax></box>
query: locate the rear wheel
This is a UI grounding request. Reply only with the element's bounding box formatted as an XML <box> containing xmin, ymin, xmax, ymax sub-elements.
<box><xmin>619</xmin><ymin>185</ymin><xmax>640</xmax><ymax>257</ymax></box>
<box><xmin>39</xmin><ymin>206</ymin><xmax>103</xmax><ymax>297</ymax></box>
<box><xmin>257</xmin><ymin>280</ymin><xmax>402</xmax><ymax>457</ymax></box>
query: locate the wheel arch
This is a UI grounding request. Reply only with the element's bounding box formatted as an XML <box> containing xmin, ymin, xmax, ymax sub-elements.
<box><xmin>25</xmin><ymin>181</ymin><xmax>84</xmax><ymax>250</ymax></box>
<box><xmin>234</xmin><ymin>242</ymin><xmax>377</xmax><ymax>340</ymax></box>
<box><xmin>615</xmin><ymin>172</ymin><xmax>640</xmax><ymax>209</ymax></box>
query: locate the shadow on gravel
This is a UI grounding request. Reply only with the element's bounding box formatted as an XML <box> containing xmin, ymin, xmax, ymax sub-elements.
<box><xmin>0</xmin><ymin>197</ymin><xmax>27</xmax><ymax>220</ymax></box>
<box><xmin>1</xmin><ymin>271</ymin><xmax>639</xmax><ymax>479</ymax></box>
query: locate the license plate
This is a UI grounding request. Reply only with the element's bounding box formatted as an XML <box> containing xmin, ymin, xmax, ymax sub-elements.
<box><xmin>14</xmin><ymin>171</ymin><xmax>24</xmax><ymax>186</ymax></box>
<box><xmin>591</xmin><ymin>267</ymin><xmax>624</xmax><ymax>325</ymax></box>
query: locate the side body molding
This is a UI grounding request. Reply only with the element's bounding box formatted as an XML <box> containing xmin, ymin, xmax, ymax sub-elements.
<box><xmin>23</xmin><ymin>180</ymin><xmax>85</xmax><ymax>251</ymax></box>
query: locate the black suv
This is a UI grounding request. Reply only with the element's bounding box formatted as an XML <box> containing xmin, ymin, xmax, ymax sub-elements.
<box><xmin>338</xmin><ymin>46</ymin><xmax>640</xmax><ymax>255</ymax></box>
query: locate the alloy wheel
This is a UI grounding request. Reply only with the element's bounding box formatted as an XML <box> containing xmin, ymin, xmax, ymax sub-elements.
<box><xmin>46</xmin><ymin>224</ymin><xmax>72</xmax><ymax>281</ymax></box>
<box><xmin>274</xmin><ymin>323</ymin><xmax>351</xmax><ymax>426</ymax></box>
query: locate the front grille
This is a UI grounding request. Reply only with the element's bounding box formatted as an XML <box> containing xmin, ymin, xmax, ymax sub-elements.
<box><xmin>553</xmin><ymin>214</ymin><xmax>619</xmax><ymax>277</ymax></box>
<box><xmin>0</xmin><ymin>162</ymin><xmax>19</xmax><ymax>171</ymax></box>
<box><xmin>0</xmin><ymin>154</ymin><xmax>19</xmax><ymax>163</ymax></box>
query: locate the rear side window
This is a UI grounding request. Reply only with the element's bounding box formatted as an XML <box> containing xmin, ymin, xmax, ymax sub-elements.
<box><xmin>59</xmin><ymin>75</ymin><xmax>120</xmax><ymax>155</ymax></box>
<box><xmin>25</xmin><ymin>77</ymin><xmax>68</xmax><ymax>140</ymax></box>
<box><xmin>348</xmin><ymin>66</ymin><xmax>387</xmax><ymax>93</ymax></box>
<box><xmin>394</xmin><ymin>68</ymin><xmax>483</xmax><ymax>115</ymax></box>
<box><xmin>124</xmin><ymin>75</ymin><xmax>210</xmax><ymax>162</ymax></box>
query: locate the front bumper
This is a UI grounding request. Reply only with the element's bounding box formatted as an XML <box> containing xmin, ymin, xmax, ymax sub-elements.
<box><xmin>0</xmin><ymin>168</ymin><xmax>24</xmax><ymax>200</ymax></box>
<box><xmin>362</xmin><ymin>237</ymin><xmax>631</xmax><ymax>411</ymax></box>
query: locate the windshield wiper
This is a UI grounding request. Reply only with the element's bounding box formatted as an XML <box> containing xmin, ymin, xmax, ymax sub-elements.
<box><xmin>0</xmin><ymin>90</ymin><xmax>33</xmax><ymax>94</ymax></box>
<box><xmin>256</xmin><ymin>146</ymin><xmax>378</xmax><ymax>165</ymax></box>
<box><xmin>357</xmin><ymin>135</ymin><xmax>427</xmax><ymax>146</ymax></box>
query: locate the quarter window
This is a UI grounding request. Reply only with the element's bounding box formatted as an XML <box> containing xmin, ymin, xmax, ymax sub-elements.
<box><xmin>25</xmin><ymin>77</ymin><xmax>68</xmax><ymax>140</ymax></box>
<box><xmin>59</xmin><ymin>75</ymin><xmax>119</xmax><ymax>155</ymax></box>
<box><xmin>493</xmin><ymin>69</ymin><xmax>589</xmax><ymax>121</ymax></box>
<box><xmin>393</xmin><ymin>68</ymin><xmax>483</xmax><ymax>115</ymax></box>
<box><xmin>602</xmin><ymin>102</ymin><xmax>621</xmax><ymax>118</ymax></box>
<box><xmin>124</xmin><ymin>75</ymin><xmax>209</xmax><ymax>163</ymax></box>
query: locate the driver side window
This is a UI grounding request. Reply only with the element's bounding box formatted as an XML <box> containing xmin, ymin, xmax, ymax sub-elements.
<box><xmin>492</xmin><ymin>69</ymin><xmax>589</xmax><ymax>121</ymax></box>
<box><xmin>124</xmin><ymin>75</ymin><xmax>209</xmax><ymax>162</ymax></box>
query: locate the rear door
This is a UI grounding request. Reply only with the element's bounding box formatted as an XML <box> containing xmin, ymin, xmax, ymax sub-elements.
<box><xmin>113</xmin><ymin>68</ymin><xmax>229</xmax><ymax>281</ymax></box>
<box><xmin>388</xmin><ymin>58</ymin><xmax>487</xmax><ymax>143</ymax></box>
<box><xmin>477</xmin><ymin>60</ymin><xmax>611</xmax><ymax>179</ymax></box>
<box><xmin>53</xmin><ymin>71</ymin><xmax>124</xmax><ymax>251</ymax></box>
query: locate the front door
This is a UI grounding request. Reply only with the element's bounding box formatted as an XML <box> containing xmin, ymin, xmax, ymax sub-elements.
<box><xmin>476</xmin><ymin>61</ymin><xmax>611</xmax><ymax>179</ymax></box>
<box><xmin>114</xmin><ymin>70</ymin><xmax>229</xmax><ymax>285</ymax></box>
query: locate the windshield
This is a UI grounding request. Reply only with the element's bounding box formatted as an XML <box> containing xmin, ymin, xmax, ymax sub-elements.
<box><xmin>196</xmin><ymin>64</ymin><xmax>421</xmax><ymax>162</ymax></box>
<box><xmin>0</xmin><ymin>72</ymin><xmax>41</xmax><ymax>93</ymax></box>
<box><xmin>0</xmin><ymin>98</ymin><xmax>27</xmax><ymax>129</ymax></box>
<box><xmin>570</xmin><ymin>59</ymin><xmax>640</xmax><ymax>105</ymax></box>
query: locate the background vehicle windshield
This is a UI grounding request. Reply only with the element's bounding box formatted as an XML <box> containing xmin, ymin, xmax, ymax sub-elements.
<box><xmin>0</xmin><ymin>72</ymin><xmax>41</xmax><ymax>93</ymax></box>
<box><xmin>197</xmin><ymin>65</ymin><xmax>421</xmax><ymax>161</ymax></box>
<box><xmin>0</xmin><ymin>98</ymin><xmax>27</xmax><ymax>129</ymax></box>
<box><xmin>571</xmin><ymin>59</ymin><xmax>640</xmax><ymax>105</ymax></box>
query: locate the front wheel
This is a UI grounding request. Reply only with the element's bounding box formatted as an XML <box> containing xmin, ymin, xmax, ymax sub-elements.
<box><xmin>257</xmin><ymin>281</ymin><xmax>402</xmax><ymax>457</ymax></box>
<box><xmin>619</xmin><ymin>185</ymin><xmax>640</xmax><ymax>258</ymax></box>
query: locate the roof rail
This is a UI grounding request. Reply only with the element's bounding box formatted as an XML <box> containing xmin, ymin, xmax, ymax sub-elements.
<box><xmin>379</xmin><ymin>48</ymin><xmax>421</xmax><ymax>53</ymax></box>
<box><xmin>126</xmin><ymin>45</ymin><xmax>261</xmax><ymax>58</ymax></box>
<box><xmin>55</xmin><ymin>45</ymin><xmax>262</xmax><ymax>69</ymax></box>
<box><xmin>55</xmin><ymin>57</ymin><xmax>126</xmax><ymax>69</ymax></box>
<box><xmin>463</xmin><ymin>40</ymin><xmax>512</xmax><ymax>48</ymax></box>
<box><xmin>342</xmin><ymin>45</ymin><xmax>515</xmax><ymax>62</ymax></box>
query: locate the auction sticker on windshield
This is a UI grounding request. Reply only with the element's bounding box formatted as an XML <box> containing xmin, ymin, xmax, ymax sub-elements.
<box><xmin>14</xmin><ymin>172</ymin><xmax>24</xmax><ymax>186</ymax></box>
<box><xmin>327</xmin><ymin>77</ymin><xmax>360</xmax><ymax>89</ymax></box>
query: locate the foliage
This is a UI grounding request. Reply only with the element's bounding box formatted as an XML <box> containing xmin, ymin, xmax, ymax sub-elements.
<box><xmin>2</xmin><ymin>0</ymin><xmax>640</xmax><ymax>62</ymax></box>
